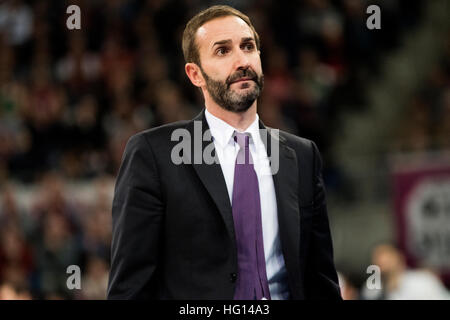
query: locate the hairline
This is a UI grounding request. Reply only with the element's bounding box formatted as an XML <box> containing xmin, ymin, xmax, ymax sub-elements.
<box><xmin>191</xmin><ymin>14</ymin><xmax>259</xmax><ymax>67</ymax></box>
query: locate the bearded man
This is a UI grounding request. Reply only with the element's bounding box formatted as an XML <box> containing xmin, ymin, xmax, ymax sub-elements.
<box><xmin>107</xmin><ymin>5</ymin><xmax>341</xmax><ymax>300</ymax></box>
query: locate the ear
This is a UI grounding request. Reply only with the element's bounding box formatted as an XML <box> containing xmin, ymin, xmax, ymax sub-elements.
<box><xmin>185</xmin><ymin>63</ymin><xmax>204</xmax><ymax>88</ymax></box>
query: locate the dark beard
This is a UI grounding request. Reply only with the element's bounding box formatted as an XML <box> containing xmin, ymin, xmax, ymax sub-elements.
<box><xmin>200</xmin><ymin>67</ymin><xmax>264</xmax><ymax>113</ymax></box>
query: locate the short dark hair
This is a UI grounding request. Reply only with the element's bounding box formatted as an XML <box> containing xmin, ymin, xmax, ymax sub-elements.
<box><xmin>182</xmin><ymin>5</ymin><xmax>260</xmax><ymax>66</ymax></box>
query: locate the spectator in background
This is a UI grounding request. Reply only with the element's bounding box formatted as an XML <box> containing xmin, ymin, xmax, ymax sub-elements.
<box><xmin>55</xmin><ymin>33</ymin><xmax>102</xmax><ymax>97</ymax></box>
<box><xmin>79</xmin><ymin>255</ymin><xmax>109</xmax><ymax>300</ymax></box>
<box><xmin>80</xmin><ymin>199</ymin><xmax>111</xmax><ymax>262</ymax></box>
<box><xmin>0</xmin><ymin>225</ymin><xmax>34</xmax><ymax>296</ymax></box>
<box><xmin>0</xmin><ymin>184</ymin><xmax>35</xmax><ymax>237</ymax></box>
<box><xmin>26</xmin><ymin>172</ymin><xmax>83</xmax><ymax>299</ymax></box>
<box><xmin>0</xmin><ymin>282</ymin><xmax>31</xmax><ymax>300</ymax></box>
<box><xmin>337</xmin><ymin>271</ymin><xmax>359</xmax><ymax>300</ymax></box>
<box><xmin>29</xmin><ymin>172</ymin><xmax>81</xmax><ymax>228</ymax></box>
<box><xmin>33</xmin><ymin>210</ymin><xmax>82</xmax><ymax>299</ymax></box>
<box><xmin>0</xmin><ymin>0</ymin><xmax>33</xmax><ymax>47</ymax></box>
<box><xmin>360</xmin><ymin>243</ymin><xmax>450</xmax><ymax>300</ymax></box>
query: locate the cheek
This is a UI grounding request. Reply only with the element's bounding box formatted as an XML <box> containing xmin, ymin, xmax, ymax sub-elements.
<box><xmin>251</xmin><ymin>57</ymin><xmax>263</xmax><ymax>74</ymax></box>
<box><xmin>203</xmin><ymin>62</ymin><xmax>230</xmax><ymax>80</ymax></box>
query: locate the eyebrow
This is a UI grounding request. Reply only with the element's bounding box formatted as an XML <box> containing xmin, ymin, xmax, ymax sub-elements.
<box><xmin>241</xmin><ymin>37</ymin><xmax>255</xmax><ymax>43</ymax></box>
<box><xmin>212</xmin><ymin>37</ymin><xmax>255</xmax><ymax>48</ymax></box>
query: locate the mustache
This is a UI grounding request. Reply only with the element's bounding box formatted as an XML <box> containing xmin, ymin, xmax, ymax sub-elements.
<box><xmin>226</xmin><ymin>69</ymin><xmax>258</xmax><ymax>87</ymax></box>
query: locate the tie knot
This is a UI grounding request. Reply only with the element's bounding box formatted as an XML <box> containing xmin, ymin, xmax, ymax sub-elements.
<box><xmin>234</xmin><ymin>132</ymin><xmax>249</xmax><ymax>148</ymax></box>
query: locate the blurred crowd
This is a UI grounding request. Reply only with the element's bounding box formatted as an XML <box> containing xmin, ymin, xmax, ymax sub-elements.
<box><xmin>0</xmin><ymin>0</ymin><xmax>424</xmax><ymax>185</ymax></box>
<box><xmin>338</xmin><ymin>243</ymin><xmax>450</xmax><ymax>300</ymax></box>
<box><xmin>0</xmin><ymin>172</ymin><xmax>112</xmax><ymax>299</ymax></box>
<box><xmin>391</xmin><ymin>35</ymin><xmax>450</xmax><ymax>153</ymax></box>
<box><xmin>0</xmin><ymin>0</ymin><xmax>439</xmax><ymax>299</ymax></box>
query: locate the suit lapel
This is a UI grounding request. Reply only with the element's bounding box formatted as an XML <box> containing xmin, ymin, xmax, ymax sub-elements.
<box><xmin>186</xmin><ymin>110</ymin><xmax>237</xmax><ymax>253</ymax></box>
<box><xmin>260</xmin><ymin>123</ymin><xmax>302</xmax><ymax>295</ymax></box>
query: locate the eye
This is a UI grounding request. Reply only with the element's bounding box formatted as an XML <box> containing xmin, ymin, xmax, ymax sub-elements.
<box><xmin>242</xmin><ymin>42</ymin><xmax>255</xmax><ymax>51</ymax></box>
<box><xmin>215</xmin><ymin>47</ymin><xmax>229</xmax><ymax>56</ymax></box>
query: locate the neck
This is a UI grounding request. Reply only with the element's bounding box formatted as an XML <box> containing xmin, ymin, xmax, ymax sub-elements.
<box><xmin>205</xmin><ymin>100</ymin><xmax>257</xmax><ymax>132</ymax></box>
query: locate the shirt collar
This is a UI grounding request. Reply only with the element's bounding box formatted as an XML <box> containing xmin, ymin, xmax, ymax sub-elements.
<box><xmin>204</xmin><ymin>108</ymin><xmax>261</xmax><ymax>150</ymax></box>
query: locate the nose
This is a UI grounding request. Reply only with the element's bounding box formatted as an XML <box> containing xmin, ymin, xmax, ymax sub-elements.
<box><xmin>234</xmin><ymin>48</ymin><xmax>250</xmax><ymax>70</ymax></box>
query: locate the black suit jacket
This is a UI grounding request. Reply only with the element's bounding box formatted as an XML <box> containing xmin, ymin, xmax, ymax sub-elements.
<box><xmin>107</xmin><ymin>110</ymin><xmax>341</xmax><ymax>300</ymax></box>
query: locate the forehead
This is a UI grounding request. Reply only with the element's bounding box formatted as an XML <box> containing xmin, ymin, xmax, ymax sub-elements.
<box><xmin>196</xmin><ymin>15</ymin><xmax>254</xmax><ymax>49</ymax></box>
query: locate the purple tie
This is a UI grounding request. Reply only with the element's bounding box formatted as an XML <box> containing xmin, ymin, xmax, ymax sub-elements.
<box><xmin>232</xmin><ymin>132</ymin><xmax>271</xmax><ymax>300</ymax></box>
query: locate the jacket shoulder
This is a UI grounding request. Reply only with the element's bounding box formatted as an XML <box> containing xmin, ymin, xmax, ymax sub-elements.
<box><xmin>277</xmin><ymin>129</ymin><xmax>316</xmax><ymax>154</ymax></box>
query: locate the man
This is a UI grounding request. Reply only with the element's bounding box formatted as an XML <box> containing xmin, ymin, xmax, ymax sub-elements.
<box><xmin>360</xmin><ymin>243</ymin><xmax>450</xmax><ymax>300</ymax></box>
<box><xmin>107</xmin><ymin>5</ymin><xmax>341</xmax><ymax>300</ymax></box>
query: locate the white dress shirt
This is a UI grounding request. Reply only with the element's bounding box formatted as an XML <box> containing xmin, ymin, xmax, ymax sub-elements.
<box><xmin>204</xmin><ymin>108</ymin><xmax>290</xmax><ymax>300</ymax></box>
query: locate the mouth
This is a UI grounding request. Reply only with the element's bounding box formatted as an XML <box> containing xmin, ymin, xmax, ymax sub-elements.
<box><xmin>230</xmin><ymin>77</ymin><xmax>254</xmax><ymax>85</ymax></box>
